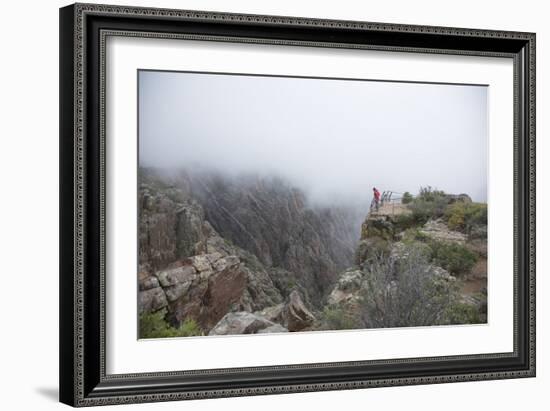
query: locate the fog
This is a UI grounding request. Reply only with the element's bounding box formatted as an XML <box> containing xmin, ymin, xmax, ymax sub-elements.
<box><xmin>139</xmin><ymin>70</ymin><xmax>487</xmax><ymax>205</ymax></box>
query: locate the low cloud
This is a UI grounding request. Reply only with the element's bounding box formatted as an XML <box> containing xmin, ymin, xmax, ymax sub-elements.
<box><xmin>139</xmin><ymin>71</ymin><xmax>487</xmax><ymax>205</ymax></box>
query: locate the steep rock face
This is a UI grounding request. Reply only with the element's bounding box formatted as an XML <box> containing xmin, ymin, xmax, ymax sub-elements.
<box><xmin>139</xmin><ymin>174</ymin><xmax>209</xmax><ymax>271</ymax></box>
<box><xmin>188</xmin><ymin>172</ymin><xmax>361</xmax><ymax>305</ymax></box>
<box><xmin>325</xmin><ymin>196</ymin><xmax>487</xmax><ymax>329</ymax></box>
<box><xmin>138</xmin><ymin>170</ymin><xmax>284</xmax><ymax>332</ymax></box>
<box><xmin>165</xmin><ymin>254</ymin><xmax>249</xmax><ymax>330</ymax></box>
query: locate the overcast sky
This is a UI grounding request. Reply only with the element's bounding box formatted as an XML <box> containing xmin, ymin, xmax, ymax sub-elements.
<box><xmin>139</xmin><ymin>70</ymin><xmax>487</xmax><ymax>204</ymax></box>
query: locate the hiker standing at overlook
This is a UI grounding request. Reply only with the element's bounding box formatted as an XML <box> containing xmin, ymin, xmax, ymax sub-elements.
<box><xmin>371</xmin><ymin>187</ymin><xmax>381</xmax><ymax>212</ymax></box>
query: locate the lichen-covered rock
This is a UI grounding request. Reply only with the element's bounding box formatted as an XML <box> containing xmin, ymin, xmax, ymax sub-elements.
<box><xmin>420</xmin><ymin>219</ymin><xmax>467</xmax><ymax>244</ymax></box>
<box><xmin>208</xmin><ymin>312</ymin><xmax>276</xmax><ymax>335</ymax></box>
<box><xmin>212</xmin><ymin>255</ymin><xmax>240</xmax><ymax>272</ymax></box>
<box><xmin>327</xmin><ymin>269</ymin><xmax>364</xmax><ymax>306</ymax></box>
<box><xmin>163</xmin><ymin>282</ymin><xmax>193</xmax><ymax>303</ymax></box>
<box><xmin>156</xmin><ymin>265</ymin><xmax>197</xmax><ymax>287</ymax></box>
<box><xmin>138</xmin><ymin>268</ymin><xmax>160</xmax><ymax>291</ymax></box>
<box><xmin>138</xmin><ymin>287</ymin><xmax>168</xmax><ymax>314</ymax></box>
<box><xmin>189</xmin><ymin>254</ymin><xmax>212</xmax><ymax>272</ymax></box>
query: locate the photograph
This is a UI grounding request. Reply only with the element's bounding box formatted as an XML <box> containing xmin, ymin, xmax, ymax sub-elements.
<box><xmin>56</xmin><ymin>2</ymin><xmax>536</xmax><ymax>406</ymax></box>
<box><xmin>137</xmin><ymin>70</ymin><xmax>489</xmax><ymax>339</ymax></box>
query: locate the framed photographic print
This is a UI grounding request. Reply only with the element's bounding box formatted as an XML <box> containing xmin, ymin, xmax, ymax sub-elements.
<box><xmin>59</xmin><ymin>3</ymin><xmax>536</xmax><ymax>407</ymax></box>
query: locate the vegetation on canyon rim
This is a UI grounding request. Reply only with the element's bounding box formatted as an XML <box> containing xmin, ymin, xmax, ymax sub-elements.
<box><xmin>138</xmin><ymin>170</ymin><xmax>487</xmax><ymax>338</ymax></box>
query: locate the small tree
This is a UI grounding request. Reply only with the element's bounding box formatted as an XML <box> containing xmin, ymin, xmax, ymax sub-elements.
<box><xmin>402</xmin><ymin>192</ymin><xmax>413</xmax><ymax>204</ymax></box>
<box><xmin>359</xmin><ymin>244</ymin><xmax>460</xmax><ymax>328</ymax></box>
<box><xmin>404</xmin><ymin>186</ymin><xmax>450</xmax><ymax>224</ymax></box>
<box><xmin>139</xmin><ymin>309</ymin><xmax>203</xmax><ymax>338</ymax></box>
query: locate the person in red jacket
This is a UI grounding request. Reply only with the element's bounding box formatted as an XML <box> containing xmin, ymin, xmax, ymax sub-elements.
<box><xmin>372</xmin><ymin>187</ymin><xmax>381</xmax><ymax>212</ymax></box>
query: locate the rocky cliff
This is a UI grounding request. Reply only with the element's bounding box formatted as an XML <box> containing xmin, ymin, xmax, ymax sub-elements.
<box><xmin>323</xmin><ymin>191</ymin><xmax>488</xmax><ymax>329</ymax></box>
<box><xmin>138</xmin><ymin>172</ymin><xmax>487</xmax><ymax>337</ymax></box>
<box><xmin>138</xmin><ymin>168</ymin><xmax>360</xmax><ymax>336</ymax></box>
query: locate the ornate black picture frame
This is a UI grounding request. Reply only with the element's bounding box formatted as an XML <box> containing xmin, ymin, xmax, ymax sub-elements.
<box><xmin>59</xmin><ymin>3</ymin><xmax>535</xmax><ymax>407</ymax></box>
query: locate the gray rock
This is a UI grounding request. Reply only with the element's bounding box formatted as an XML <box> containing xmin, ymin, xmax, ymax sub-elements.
<box><xmin>138</xmin><ymin>273</ymin><xmax>159</xmax><ymax>291</ymax></box>
<box><xmin>420</xmin><ymin>219</ymin><xmax>467</xmax><ymax>244</ymax></box>
<box><xmin>257</xmin><ymin>324</ymin><xmax>288</xmax><ymax>333</ymax></box>
<box><xmin>138</xmin><ymin>287</ymin><xmax>168</xmax><ymax>314</ymax></box>
<box><xmin>212</xmin><ymin>255</ymin><xmax>240</xmax><ymax>272</ymax></box>
<box><xmin>205</xmin><ymin>252</ymin><xmax>224</xmax><ymax>264</ymax></box>
<box><xmin>337</xmin><ymin>269</ymin><xmax>363</xmax><ymax>291</ymax></box>
<box><xmin>189</xmin><ymin>254</ymin><xmax>212</xmax><ymax>272</ymax></box>
<box><xmin>163</xmin><ymin>282</ymin><xmax>192</xmax><ymax>302</ymax></box>
<box><xmin>255</xmin><ymin>303</ymin><xmax>285</xmax><ymax>323</ymax></box>
<box><xmin>208</xmin><ymin>312</ymin><xmax>275</xmax><ymax>335</ymax></box>
<box><xmin>157</xmin><ymin>265</ymin><xmax>197</xmax><ymax>287</ymax></box>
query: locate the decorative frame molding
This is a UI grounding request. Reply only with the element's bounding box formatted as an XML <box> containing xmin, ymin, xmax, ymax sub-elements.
<box><xmin>60</xmin><ymin>3</ymin><xmax>535</xmax><ymax>407</ymax></box>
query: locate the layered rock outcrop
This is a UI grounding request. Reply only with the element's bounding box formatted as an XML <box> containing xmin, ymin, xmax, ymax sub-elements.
<box><xmin>138</xmin><ymin>170</ymin><xmax>285</xmax><ymax>333</ymax></box>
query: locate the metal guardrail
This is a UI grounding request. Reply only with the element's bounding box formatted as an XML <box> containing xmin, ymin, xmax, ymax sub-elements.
<box><xmin>370</xmin><ymin>190</ymin><xmax>414</xmax><ymax>215</ymax></box>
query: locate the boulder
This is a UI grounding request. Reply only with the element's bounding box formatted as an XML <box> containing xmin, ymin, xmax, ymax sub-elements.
<box><xmin>255</xmin><ymin>303</ymin><xmax>285</xmax><ymax>323</ymax></box>
<box><xmin>284</xmin><ymin>290</ymin><xmax>316</xmax><ymax>331</ymax></box>
<box><xmin>138</xmin><ymin>287</ymin><xmax>168</xmax><ymax>314</ymax></box>
<box><xmin>420</xmin><ymin>219</ymin><xmax>467</xmax><ymax>244</ymax></box>
<box><xmin>156</xmin><ymin>265</ymin><xmax>196</xmax><ymax>287</ymax></box>
<box><xmin>138</xmin><ymin>271</ymin><xmax>159</xmax><ymax>291</ymax></box>
<box><xmin>208</xmin><ymin>312</ymin><xmax>275</xmax><ymax>335</ymax></box>
<box><xmin>163</xmin><ymin>282</ymin><xmax>193</xmax><ymax>303</ymax></box>
<box><xmin>257</xmin><ymin>324</ymin><xmax>288</xmax><ymax>334</ymax></box>
<box><xmin>189</xmin><ymin>254</ymin><xmax>213</xmax><ymax>272</ymax></box>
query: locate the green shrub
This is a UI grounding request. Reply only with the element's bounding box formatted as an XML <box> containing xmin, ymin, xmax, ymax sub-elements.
<box><xmin>355</xmin><ymin>237</ymin><xmax>391</xmax><ymax>266</ymax></box>
<box><xmin>139</xmin><ymin>309</ymin><xmax>203</xmax><ymax>339</ymax></box>
<box><xmin>401</xmin><ymin>192</ymin><xmax>413</xmax><ymax>204</ymax></box>
<box><xmin>401</xmin><ymin>228</ymin><xmax>430</xmax><ymax>244</ymax></box>
<box><xmin>444</xmin><ymin>202</ymin><xmax>487</xmax><ymax>236</ymax></box>
<box><xmin>445</xmin><ymin>202</ymin><xmax>466</xmax><ymax>231</ymax></box>
<box><xmin>408</xmin><ymin>187</ymin><xmax>449</xmax><ymax>224</ymax></box>
<box><xmin>417</xmin><ymin>186</ymin><xmax>447</xmax><ymax>202</ymax></box>
<box><xmin>443</xmin><ymin>303</ymin><xmax>482</xmax><ymax>324</ymax></box>
<box><xmin>429</xmin><ymin>240</ymin><xmax>477</xmax><ymax>275</ymax></box>
<box><xmin>322</xmin><ymin>307</ymin><xmax>361</xmax><ymax>330</ymax></box>
<box><xmin>393</xmin><ymin>212</ymin><xmax>417</xmax><ymax>232</ymax></box>
<box><xmin>359</xmin><ymin>244</ymin><xmax>461</xmax><ymax>328</ymax></box>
